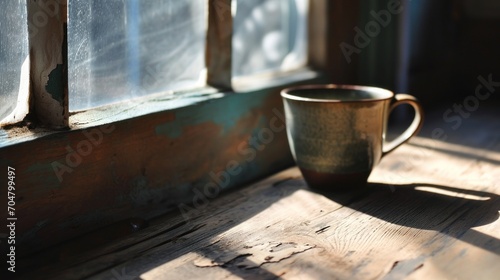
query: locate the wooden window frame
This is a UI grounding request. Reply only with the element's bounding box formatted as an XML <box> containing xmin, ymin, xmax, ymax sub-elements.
<box><xmin>0</xmin><ymin>0</ymin><xmax>361</xmax><ymax>255</ymax></box>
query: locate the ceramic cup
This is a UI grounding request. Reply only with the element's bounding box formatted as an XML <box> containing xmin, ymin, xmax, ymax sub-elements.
<box><xmin>281</xmin><ymin>84</ymin><xmax>424</xmax><ymax>190</ymax></box>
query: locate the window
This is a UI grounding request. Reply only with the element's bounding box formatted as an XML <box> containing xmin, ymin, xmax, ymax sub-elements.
<box><xmin>1</xmin><ymin>0</ymin><xmax>332</xmax><ymax>258</ymax></box>
<box><xmin>68</xmin><ymin>0</ymin><xmax>207</xmax><ymax>111</ymax></box>
<box><xmin>0</xmin><ymin>0</ymin><xmax>29</xmax><ymax>123</ymax></box>
<box><xmin>1</xmin><ymin>0</ymin><xmax>316</xmax><ymax>128</ymax></box>
<box><xmin>232</xmin><ymin>0</ymin><xmax>308</xmax><ymax>77</ymax></box>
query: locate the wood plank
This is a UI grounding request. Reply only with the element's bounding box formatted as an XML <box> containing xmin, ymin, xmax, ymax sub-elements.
<box><xmin>15</xmin><ymin>105</ymin><xmax>500</xmax><ymax>279</ymax></box>
<box><xmin>86</xmin><ymin>105</ymin><xmax>499</xmax><ymax>279</ymax></box>
<box><xmin>19</xmin><ymin>128</ymin><xmax>498</xmax><ymax>279</ymax></box>
<box><xmin>85</xmin><ymin>158</ymin><xmax>498</xmax><ymax>280</ymax></box>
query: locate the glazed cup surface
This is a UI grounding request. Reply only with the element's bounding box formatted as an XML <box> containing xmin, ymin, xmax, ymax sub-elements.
<box><xmin>281</xmin><ymin>84</ymin><xmax>423</xmax><ymax>190</ymax></box>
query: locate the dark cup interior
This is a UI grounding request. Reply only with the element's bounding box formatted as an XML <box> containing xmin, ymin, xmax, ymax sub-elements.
<box><xmin>282</xmin><ymin>85</ymin><xmax>393</xmax><ymax>102</ymax></box>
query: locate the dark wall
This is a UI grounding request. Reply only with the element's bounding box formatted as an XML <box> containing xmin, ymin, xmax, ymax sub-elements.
<box><xmin>407</xmin><ymin>0</ymin><xmax>500</xmax><ymax>107</ymax></box>
<box><xmin>348</xmin><ymin>0</ymin><xmax>500</xmax><ymax>108</ymax></box>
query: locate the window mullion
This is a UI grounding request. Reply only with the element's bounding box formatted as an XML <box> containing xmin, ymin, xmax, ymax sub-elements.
<box><xmin>308</xmin><ymin>0</ymin><xmax>328</xmax><ymax>72</ymax></box>
<box><xmin>206</xmin><ymin>0</ymin><xmax>233</xmax><ymax>90</ymax></box>
<box><xmin>28</xmin><ymin>0</ymin><xmax>69</xmax><ymax>129</ymax></box>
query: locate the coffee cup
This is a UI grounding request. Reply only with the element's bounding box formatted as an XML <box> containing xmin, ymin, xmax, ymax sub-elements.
<box><xmin>281</xmin><ymin>84</ymin><xmax>424</xmax><ymax>190</ymax></box>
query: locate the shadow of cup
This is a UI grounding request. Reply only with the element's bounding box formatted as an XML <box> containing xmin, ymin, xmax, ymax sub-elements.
<box><xmin>317</xmin><ymin>182</ymin><xmax>500</xmax><ymax>255</ymax></box>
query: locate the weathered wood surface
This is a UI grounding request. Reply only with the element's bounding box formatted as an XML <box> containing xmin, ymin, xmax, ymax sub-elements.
<box><xmin>28</xmin><ymin>0</ymin><xmax>69</xmax><ymax>129</ymax></box>
<box><xmin>17</xmin><ymin>106</ymin><xmax>500</xmax><ymax>279</ymax></box>
<box><xmin>206</xmin><ymin>0</ymin><xmax>232</xmax><ymax>89</ymax></box>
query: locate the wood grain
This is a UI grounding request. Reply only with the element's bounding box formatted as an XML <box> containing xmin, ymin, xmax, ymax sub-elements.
<box><xmin>16</xmin><ymin>105</ymin><xmax>500</xmax><ymax>279</ymax></box>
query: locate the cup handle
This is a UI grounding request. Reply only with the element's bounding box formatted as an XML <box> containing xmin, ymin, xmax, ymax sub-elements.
<box><xmin>382</xmin><ymin>94</ymin><xmax>424</xmax><ymax>157</ymax></box>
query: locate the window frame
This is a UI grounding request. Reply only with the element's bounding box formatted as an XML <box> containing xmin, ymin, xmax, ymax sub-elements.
<box><xmin>0</xmin><ymin>0</ymin><xmax>338</xmax><ymax>144</ymax></box>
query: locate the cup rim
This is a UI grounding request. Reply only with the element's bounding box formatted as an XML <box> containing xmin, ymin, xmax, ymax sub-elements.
<box><xmin>281</xmin><ymin>84</ymin><xmax>394</xmax><ymax>103</ymax></box>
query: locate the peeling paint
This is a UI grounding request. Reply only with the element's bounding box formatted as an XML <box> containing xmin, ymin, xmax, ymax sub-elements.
<box><xmin>28</xmin><ymin>0</ymin><xmax>68</xmax><ymax>128</ymax></box>
<box><xmin>45</xmin><ymin>64</ymin><xmax>65</xmax><ymax>104</ymax></box>
<box><xmin>1</xmin><ymin>86</ymin><xmax>293</xmax><ymax>255</ymax></box>
<box><xmin>155</xmin><ymin>92</ymin><xmax>266</xmax><ymax>138</ymax></box>
<box><xmin>194</xmin><ymin>241</ymin><xmax>316</xmax><ymax>269</ymax></box>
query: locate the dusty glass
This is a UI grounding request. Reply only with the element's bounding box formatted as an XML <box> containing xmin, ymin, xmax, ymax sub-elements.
<box><xmin>0</xmin><ymin>1</ymin><xmax>29</xmax><ymax>122</ymax></box>
<box><xmin>68</xmin><ymin>0</ymin><xmax>207</xmax><ymax>111</ymax></box>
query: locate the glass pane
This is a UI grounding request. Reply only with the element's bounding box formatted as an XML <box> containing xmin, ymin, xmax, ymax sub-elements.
<box><xmin>0</xmin><ymin>1</ymin><xmax>29</xmax><ymax>122</ymax></box>
<box><xmin>68</xmin><ymin>0</ymin><xmax>207</xmax><ymax>111</ymax></box>
<box><xmin>232</xmin><ymin>0</ymin><xmax>308</xmax><ymax>77</ymax></box>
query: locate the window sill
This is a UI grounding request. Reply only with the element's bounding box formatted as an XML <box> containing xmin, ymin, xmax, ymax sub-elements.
<box><xmin>17</xmin><ymin>103</ymin><xmax>500</xmax><ymax>278</ymax></box>
<box><xmin>0</xmin><ymin>68</ymin><xmax>321</xmax><ymax>149</ymax></box>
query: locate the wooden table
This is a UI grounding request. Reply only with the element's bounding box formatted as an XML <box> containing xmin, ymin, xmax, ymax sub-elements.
<box><xmin>19</xmin><ymin>107</ymin><xmax>500</xmax><ymax>279</ymax></box>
